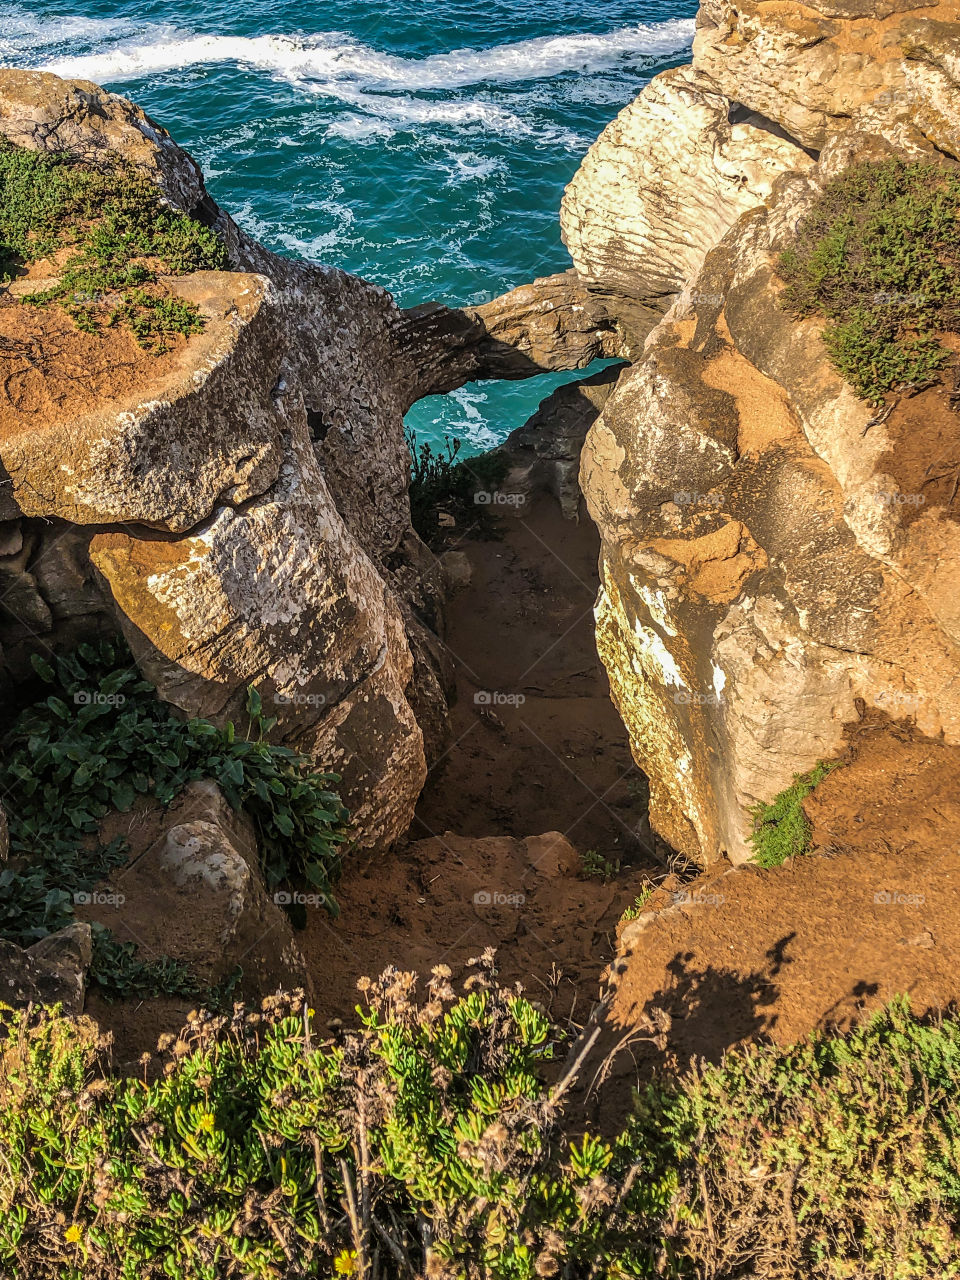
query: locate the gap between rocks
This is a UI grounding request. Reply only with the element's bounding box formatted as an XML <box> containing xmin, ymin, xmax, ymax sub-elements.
<box><xmin>297</xmin><ymin>400</ymin><xmax>665</xmax><ymax>1029</ymax></box>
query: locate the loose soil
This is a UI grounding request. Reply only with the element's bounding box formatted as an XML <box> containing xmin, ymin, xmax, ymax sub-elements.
<box><xmin>89</xmin><ymin>489</ymin><xmax>662</xmax><ymax>1060</ymax></box>
<box><xmin>594</xmin><ymin>712</ymin><xmax>960</xmax><ymax>1119</ymax></box>
<box><xmin>879</xmin><ymin>356</ymin><xmax>960</xmax><ymax>525</ymax></box>
<box><xmin>0</xmin><ymin>269</ymin><xmax>192</xmax><ymax>439</ymax></box>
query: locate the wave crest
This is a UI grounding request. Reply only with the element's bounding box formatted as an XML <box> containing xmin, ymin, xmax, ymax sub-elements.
<box><xmin>38</xmin><ymin>19</ymin><xmax>695</xmax><ymax>92</ymax></box>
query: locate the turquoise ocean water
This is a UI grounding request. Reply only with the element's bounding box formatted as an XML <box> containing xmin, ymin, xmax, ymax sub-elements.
<box><xmin>2</xmin><ymin>0</ymin><xmax>695</xmax><ymax>452</ymax></box>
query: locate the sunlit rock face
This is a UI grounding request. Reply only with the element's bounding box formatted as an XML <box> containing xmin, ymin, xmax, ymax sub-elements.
<box><xmin>0</xmin><ymin>69</ymin><xmax>427</xmax><ymax>849</ymax></box>
<box><xmin>570</xmin><ymin>4</ymin><xmax>960</xmax><ymax>865</ymax></box>
<box><xmin>693</xmin><ymin>0</ymin><xmax>960</xmax><ymax>157</ymax></box>
<box><xmin>0</xmin><ymin>71</ymin><xmax>660</xmax><ymax>848</ymax></box>
<box><xmin>560</xmin><ymin>64</ymin><xmax>813</xmax><ymax>307</ymax></box>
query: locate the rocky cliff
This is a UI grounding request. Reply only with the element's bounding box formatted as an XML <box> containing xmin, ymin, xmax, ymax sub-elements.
<box><xmin>0</xmin><ymin>71</ymin><xmax>619</xmax><ymax>854</ymax></box>
<box><xmin>563</xmin><ymin>0</ymin><xmax>960</xmax><ymax>864</ymax></box>
<box><xmin>2</xmin><ymin>0</ymin><xmax>960</xmax><ymax>883</ymax></box>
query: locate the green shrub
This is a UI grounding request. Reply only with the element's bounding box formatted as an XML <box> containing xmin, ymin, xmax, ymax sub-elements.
<box><xmin>618</xmin><ymin>885</ymin><xmax>655</xmax><ymax>923</ymax></box>
<box><xmin>1</xmin><ymin>965</ymin><xmax>958</xmax><ymax>1280</ymax></box>
<box><xmin>580</xmin><ymin>848</ymin><xmax>621</xmax><ymax>883</ymax></box>
<box><xmin>0</xmin><ymin>140</ymin><xmax>226</xmax><ymax>351</ymax></box>
<box><xmin>0</xmin><ymin>954</ymin><xmax>672</xmax><ymax>1280</ymax></box>
<box><xmin>635</xmin><ymin>997</ymin><xmax>960</xmax><ymax>1278</ymax></box>
<box><xmin>749</xmin><ymin>758</ymin><xmax>841</xmax><ymax>868</ymax></box>
<box><xmin>778</xmin><ymin>158</ymin><xmax>960</xmax><ymax>402</ymax></box>
<box><xmin>405</xmin><ymin>428</ymin><xmax>510</xmax><ymax>547</ymax></box>
<box><xmin>0</xmin><ymin>639</ymin><xmax>349</xmax><ymax>996</ymax></box>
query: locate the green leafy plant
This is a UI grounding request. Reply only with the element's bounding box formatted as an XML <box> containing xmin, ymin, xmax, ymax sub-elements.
<box><xmin>619</xmin><ymin>884</ymin><xmax>655</xmax><ymax>923</ymax></box>
<box><xmin>749</xmin><ymin>758</ymin><xmax>842</xmax><ymax>867</ymax></box>
<box><xmin>580</xmin><ymin>848</ymin><xmax>621</xmax><ymax>883</ymax></box>
<box><xmin>0</xmin><ymin>639</ymin><xmax>349</xmax><ymax>996</ymax></box>
<box><xmin>0</xmin><ymin>953</ymin><xmax>671</xmax><ymax>1280</ymax></box>
<box><xmin>2</xmin><ymin>966</ymin><xmax>958</xmax><ymax>1280</ymax></box>
<box><xmin>89</xmin><ymin>928</ymin><xmax>204</xmax><ymax>1003</ymax></box>
<box><xmin>633</xmin><ymin>996</ymin><xmax>960</xmax><ymax>1278</ymax></box>
<box><xmin>778</xmin><ymin>158</ymin><xmax>960</xmax><ymax>402</ymax></box>
<box><xmin>0</xmin><ymin>140</ymin><xmax>226</xmax><ymax>351</ymax></box>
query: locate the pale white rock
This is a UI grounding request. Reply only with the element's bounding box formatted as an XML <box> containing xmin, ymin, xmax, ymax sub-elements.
<box><xmin>560</xmin><ymin>64</ymin><xmax>811</xmax><ymax>302</ymax></box>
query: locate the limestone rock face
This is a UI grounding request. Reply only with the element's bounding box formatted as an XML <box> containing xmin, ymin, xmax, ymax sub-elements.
<box><xmin>692</xmin><ymin>0</ymin><xmax>960</xmax><ymax>155</ymax></box>
<box><xmin>2</xmin><ymin>272</ymin><xmax>284</xmax><ymax>531</ymax></box>
<box><xmin>0</xmin><ymin>69</ymin><xmax>426</xmax><ymax>849</ymax></box>
<box><xmin>88</xmin><ymin>424</ymin><xmax>424</xmax><ymax>850</ymax></box>
<box><xmin>0</xmin><ymin>70</ymin><xmax>638</xmax><ymax>852</ymax></box>
<box><xmin>901</xmin><ymin>18</ymin><xmax>960</xmax><ymax>159</ymax></box>
<box><xmin>581</xmin><ymin>135</ymin><xmax>960</xmax><ymax>865</ymax></box>
<box><xmin>0</xmin><ymin>73</ymin><xmax>209</xmax><ymax>213</ymax></box>
<box><xmin>560</xmin><ymin>64</ymin><xmax>812</xmax><ymax>305</ymax></box>
<box><xmin>395</xmin><ymin>271</ymin><xmax>647</xmax><ymax>403</ymax></box>
<box><xmin>495</xmin><ymin>367</ymin><xmax>621</xmax><ymax>521</ymax></box>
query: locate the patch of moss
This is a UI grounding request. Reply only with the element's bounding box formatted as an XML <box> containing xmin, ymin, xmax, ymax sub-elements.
<box><xmin>749</xmin><ymin>758</ymin><xmax>842</xmax><ymax>867</ymax></box>
<box><xmin>778</xmin><ymin>158</ymin><xmax>960</xmax><ymax>403</ymax></box>
<box><xmin>0</xmin><ymin>140</ymin><xmax>226</xmax><ymax>352</ymax></box>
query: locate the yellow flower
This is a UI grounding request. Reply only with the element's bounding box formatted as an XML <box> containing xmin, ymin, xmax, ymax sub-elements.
<box><xmin>65</xmin><ymin>1224</ymin><xmax>84</xmax><ymax>1246</ymax></box>
<box><xmin>334</xmin><ymin>1249</ymin><xmax>358</xmax><ymax>1275</ymax></box>
<box><xmin>197</xmin><ymin>1112</ymin><xmax>216</xmax><ymax>1134</ymax></box>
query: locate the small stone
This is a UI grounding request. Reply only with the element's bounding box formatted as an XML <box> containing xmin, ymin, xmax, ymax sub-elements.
<box><xmin>0</xmin><ymin>522</ymin><xmax>23</xmax><ymax>559</ymax></box>
<box><xmin>440</xmin><ymin>549</ymin><xmax>472</xmax><ymax>593</ymax></box>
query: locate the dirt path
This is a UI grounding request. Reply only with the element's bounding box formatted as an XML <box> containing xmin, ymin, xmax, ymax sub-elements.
<box><xmin>299</xmin><ymin>492</ymin><xmax>661</xmax><ymax>1025</ymax></box>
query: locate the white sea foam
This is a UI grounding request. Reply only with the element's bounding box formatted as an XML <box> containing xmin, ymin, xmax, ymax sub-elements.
<box><xmin>0</xmin><ymin>13</ymin><xmax>145</xmax><ymax>59</ymax></box>
<box><xmin>38</xmin><ymin>19</ymin><xmax>695</xmax><ymax>93</ymax></box>
<box><xmin>442</xmin><ymin>153</ymin><xmax>506</xmax><ymax>185</ymax></box>
<box><xmin>324</xmin><ymin>114</ymin><xmax>398</xmax><ymax>143</ymax></box>
<box><xmin>445</xmin><ymin>386</ymin><xmax>500</xmax><ymax>450</ymax></box>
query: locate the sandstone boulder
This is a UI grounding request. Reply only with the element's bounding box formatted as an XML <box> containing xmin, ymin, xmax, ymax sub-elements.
<box><xmin>76</xmin><ymin>782</ymin><xmax>309</xmax><ymax>996</ymax></box>
<box><xmin>0</xmin><ymin>69</ymin><xmax>426</xmax><ymax>849</ymax></box>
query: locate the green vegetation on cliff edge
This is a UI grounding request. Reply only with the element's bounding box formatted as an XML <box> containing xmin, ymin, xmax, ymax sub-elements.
<box><xmin>750</xmin><ymin>758</ymin><xmax>842</xmax><ymax>868</ymax></box>
<box><xmin>0</xmin><ymin>967</ymin><xmax>957</xmax><ymax>1280</ymax></box>
<box><xmin>779</xmin><ymin>158</ymin><xmax>960</xmax><ymax>403</ymax></box>
<box><xmin>0</xmin><ymin>141</ymin><xmax>226</xmax><ymax>351</ymax></box>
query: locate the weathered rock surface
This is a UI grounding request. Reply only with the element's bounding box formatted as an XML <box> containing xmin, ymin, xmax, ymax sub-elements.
<box><xmin>494</xmin><ymin>366</ymin><xmax>621</xmax><ymax>521</ymax></box>
<box><xmin>87</xmin><ymin>397</ymin><xmax>425</xmax><ymax>849</ymax></box>
<box><xmin>561</xmin><ymin>64</ymin><xmax>813</xmax><ymax>306</ymax></box>
<box><xmin>0</xmin><ymin>70</ymin><xmax>633</xmax><ymax>853</ymax></box>
<box><xmin>2</xmin><ymin>272</ymin><xmax>284</xmax><ymax>530</ymax></box>
<box><xmin>7</xmin><ymin>0</ymin><xmax>960</xmax><ymax>925</ymax></box>
<box><xmin>581</xmin><ymin>127</ymin><xmax>960</xmax><ymax>864</ymax></box>
<box><xmin>0</xmin><ymin>922</ymin><xmax>92</xmax><ymax>1014</ymax></box>
<box><xmin>0</xmin><ymin>69</ymin><xmax>429</xmax><ymax>849</ymax></box>
<box><xmin>692</xmin><ymin>0</ymin><xmax>960</xmax><ymax>155</ymax></box>
<box><xmin>76</xmin><ymin>782</ymin><xmax>309</xmax><ymax>996</ymax></box>
<box><xmin>395</xmin><ymin>271</ymin><xmax>643</xmax><ymax>404</ymax></box>
<box><xmin>541</xmin><ymin>0</ymin><xmax>960</xmax><ymax>871</ymax></box>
